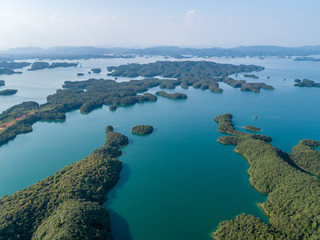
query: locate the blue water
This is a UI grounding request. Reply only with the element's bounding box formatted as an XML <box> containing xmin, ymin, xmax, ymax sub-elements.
<box><xmin>0</xmin><ymin>57</ymin><xmax>319</xmax><ymax>240</ymax></box>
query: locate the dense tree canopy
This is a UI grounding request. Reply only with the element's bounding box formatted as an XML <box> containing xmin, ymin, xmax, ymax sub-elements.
<box><xmin>213</xmin><ymin>113</ymin><xmax>320</xmax><ymax>239</ymax></box>
<box><xmin>0</xmin><ymin>126</ymin><xmax>127</xmax><ymax>240</ymax></box>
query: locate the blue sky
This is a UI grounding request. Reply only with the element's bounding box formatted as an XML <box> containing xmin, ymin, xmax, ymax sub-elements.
<box><xmin>0</xmin><ymin>0</ymin><xmax>319</xmax><ymax>49</ymax></box>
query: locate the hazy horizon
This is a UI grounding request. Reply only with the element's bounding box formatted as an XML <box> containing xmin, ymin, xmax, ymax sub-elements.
<box><xmin>1</xmin><ymin>0</ymin><xmax>320</xmax><ymax>49</ymax></box>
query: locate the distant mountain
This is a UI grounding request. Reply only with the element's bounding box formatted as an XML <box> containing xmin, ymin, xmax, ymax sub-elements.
<box><xmin>1</xmin><ymin>45</ymin><xmax>320</xmax><ymax>60</ymax></box>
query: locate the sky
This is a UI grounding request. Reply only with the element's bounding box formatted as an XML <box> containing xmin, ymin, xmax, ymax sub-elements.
<box><xmin>0</xmin><ymin>0</ymin><xmax>319</xmax><ymax>49</ymax></box>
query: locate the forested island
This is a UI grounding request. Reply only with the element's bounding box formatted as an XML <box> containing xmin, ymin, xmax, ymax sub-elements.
<box><xmin>28</xmin><ymin>61</ymin><xmax>78</xmax><ymax>71</ymax></box>
<box><xmin>243</xmin><ymin>74</ymin><xmax>259</xmax><ymax>79</ymax></box>
<box><xmin>0</xmin><ymin>69</ymin><xmax>22</xmax><ymax>75</ymax></box>
<box><xmin>213</xmin><ymin>113</ymin><xmax>320</xmax><ymax>240</ymax></box>
<box><xmin>294</xmin><ymin>78</ymin><xmax>320</xmax><ymax>87</ymax></box>
<box><xmin>0</xmin><ymin>80</ymin><xmax>4</xmax><ymax>86</ymax></box>
<box><xmin>107</xmin><ymin>61</ymin><xmax>274</xmax><ymax>93</ymax></box>
<box><xmin>0</xmin><ymin>126</ymin><xmax>128</xmax><ymax>239</ymax></box>
<box><xmin>0</xmin><ymin>89</ymin><xmax>17</xmax><ymax>96</ymax></box>
<box><xmin>156</xmin><ymin>91</ymin><xmax>187</xmax><ymax>99</ymax></box>
<box><xmin>0</xmin><ymin>61</ymin><xmax>30</xmax><ymax>69</ymax></box>
<box><xmin>91</xmin><ymin>68</ymin><xmax>101</xmax><ymax>74</ymax></box>
<box><xmin>109</xmin><ymin>105</ymin><xmax>117</xmax><ymax>111</ymax></box>
<box><xmin>131</xmin><ymin>125</ymin><xmax>153</xmax><ymax>135</ymax></box>
<box><xmin>244</xmin><ymin>125</ymin><xmax>261</xmax><ymax>131</ymax></box>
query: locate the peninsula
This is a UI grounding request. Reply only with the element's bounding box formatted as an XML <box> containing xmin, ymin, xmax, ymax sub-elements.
<box><xmin>213</xmin><ymin>113</ymin><xmax>320</xmax><ymax>240</ymax></box>
<box><xmin>0</xmin><ymin>126</ymin><xmax>128</xmax><ymax>240</ymax></box>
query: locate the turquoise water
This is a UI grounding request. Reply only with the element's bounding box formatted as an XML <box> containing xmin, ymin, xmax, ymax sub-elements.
<box><xmin>0</xmin><ymin>57</ymin><xmax>319</xmax><ymax>240</ymax></box>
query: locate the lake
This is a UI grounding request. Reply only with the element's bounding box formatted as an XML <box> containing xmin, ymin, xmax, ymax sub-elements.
<box><xmin>0</xmin><ymin>56</ymin><xmax>319</xmax><ymax>240</ymax></box>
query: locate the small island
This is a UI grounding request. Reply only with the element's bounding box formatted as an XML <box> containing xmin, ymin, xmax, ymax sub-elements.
<box><xmin>109</xmin><ymin>105</ymin><xmax>117</xmax><ymax>111</ymax></box>
<box><xmin>0</xmin><ymin>80</ymin><xmax>4</xmax><ymax>86</ymax></box>
<box><xmin>244</xmin><ymin>74</ymin><xmax>259</xmax><ymax>79</ymax></box>
<box><xmin>294</xmin><ymin>78</ymin><xmax>320</xmax><ymax>87</ymax></box>
<box><xmin>0</xmin><ymin>69</ymin><xmax>22</xmax><ymax>75</ymax></box>
<box><xmin>244</xmin><ymin>125</ymin><xmax>261</xmax><ymax>131</ymax></box>
<box><xmin>0</xmin><ymin>89</ymin><xmax>18</xmax><ymax>96</ymax></box>
<box><xmin>132</xmin><ymin>125</ymin><xmax>153</xmax><ymax>135</ymax></box>
<box><xmin>28</xmin><ymin>62</ymin><xmax>78</xmax><ymax>71</ymax></box>
<box><xmin>77</xmin><ymin>73</ymin><xmax>84</xmax><ymax>76</ymax></box>
<box><xmin>156</xmin><ymin>91</ymin><xmax>187</xmax><ymax>99</ymax></box>
<box><xmin>91</xmin><ymin>68</ymin><xmax>101</xmax><ymax>74</ymax></box>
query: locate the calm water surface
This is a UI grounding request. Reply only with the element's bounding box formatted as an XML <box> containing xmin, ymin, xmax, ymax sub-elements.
<box><xmin>0</xmin><ymin>57</ymin><xmax>319</xmax><ymax>240</ymax></box>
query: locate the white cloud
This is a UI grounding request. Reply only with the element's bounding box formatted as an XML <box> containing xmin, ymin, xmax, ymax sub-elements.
<box><xmin>186</xmin><ymin>10</ymin><xmax>196</xmax><ymax>26</ymax></box>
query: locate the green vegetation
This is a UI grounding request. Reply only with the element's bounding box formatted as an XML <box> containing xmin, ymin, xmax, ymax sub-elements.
<box><xmin>0</xmin><ymin>126</ymin><xmax>127</xmax><ymax>240</ymax></box>
<box><xmin>0</xmin><ymin>61</ymin><xmax>30</xmax><ymax>69</ymax></box>
<box><xmin>223</xmin><ymin>78</ymin><xmax>274</xmax><ymax>93</ymax></box>
<box><xmin>0</xmin><ymin>69</ymin><xmax>22</xmax><ymax>75</ymax></box>
<box><xmin>91</xmin><ymin>68</ymin><xmax>101</xmax><ymax>74</ymax></box>
<box><xmin>244</xmin><ymin>74</ymin><xmax>259</xmax><ymax>79</ymax></box>
<box><xmin>213</xmin><ymin>214</ymin><xmax>285</xmax><ymax>240</ymax></box>
<box><xmin>0</xmin><ymin>102</ymin><xmax>66</xmax><ymax>145</ymax></box>
<box><xmin>0</xmin><ymin>89</ymin><xmax>17</xmax><ymax>96</ymax></box>
<box><xmin>131</xmin><ymin>125</ymin><xmax>153</xmax><ymax>135</ymax></box>
<box><xmin>107</xmin><ymin>61</ymin><xmax>264</xmax><ymax>79</ymax></box>
<box><xmin>28</xmin><ymin>62</ymin><xmax>78</xmax><ymax>71</ymax></box>
<box><xmin>244</xmin><ymin>125</ymin><xmax>261</xmax><ymax>131</ymax></box>
<box><xmin>0</xmin><ymin>61</ymin><xmax>269</xmax><ymax>147</ymax></box>
<box><xmin>107</xmin><ymin>61</ymin><xmax>273</xmax><ymax>93</ymax></box>
<box><xmin>290</xmin><ymin>139</ymin><xmax>320</xmax><ymax>176</ymax></box>
<box><xmin>213</xmin><ymin>113</ymin><xmax>320</xmax><ymax>240</ymax></box>
<box><xmin>156</xmin><ymin>91</ymin><xmax>187</xmax><ymax>99</ymax></box>
<box><xmin>0</xmin><ymin>80</ymin><xmax>4</xmax><ymax>86</ymax></box>
<box><xmin>294</xmin><ymin>79</ymin><xmax>320</xmax><ymax>87</ymax></box>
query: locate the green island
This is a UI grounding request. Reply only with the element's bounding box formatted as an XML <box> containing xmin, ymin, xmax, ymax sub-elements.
<box><xmin>290</xmin><ymin>139</ymin><xmax>320</xmax><ymax>176</ymax></box>
<box><xmin>131</xmin><ymin>125</ymin><xmax>153</xmax><ymax>135</ymax></box>
<box><xmin>294</xmin><ymin>78</ymin><xmax>320</xmax><ymax>87</ymax></box>
<box><xmin>213</xmin><ymin>113</ymin><xmax>320</xmax><ymax>240</ymax></box>
<box><xmin>244</xmin><ymin>74</ymin><xmax>259</xmax><ymax>79</ymax></box>
<box><xmin>223</xmin><ymin>78</ymin><xmax>274</xmax><ymax>93</ymax></box>
<box><xmin>28</xmin><ymin>62</ymin><xmax>78</xmax><ymax>71</ymax></box>
<box><xmin>0</xmin><ymin>80</ymin><xmax>5</xmax><ymax>86</ymax></box>
<box><xmin>156</xmin><ymin>91</ymin><xmax>187</xmax><ymax>99</ymax></box>
<box><xmin>107</xmin><ymin>61</ymin><xmax>274</xmax><ymax>93</ymax></box>
<box><xmin>244</xmin><ymin>125</ymin><xmax>261</xmax><ymax>131</ymax></box>
<box><xmin>109</xmin><ymin>105</ymin><xmax>117</xmax><ymax>111</ymax></box>
<box><xmin>0</xmin><ymin>126</ymin><xmax>128</xmax><ymax>240</ymax></box>
<box><xmin>91</xmin><ymin>68</ymin><xmax>101</xmax><ymax>74</ymax></box>
<box><xmin>0</xmin><ymin>69</ymin><xmax>22</xmax><ymax>75</ymax></box>
<box><xmin>77</xmin><ymin>73</ymin><xmax>85</xmax><ymax>76</ymax></box>
<box><xmin>0</xmin><ymin>89</ymin><xmax>17</xmax><ymax>96</ymax></box>
<box><xmin>0</xmin><ymin>61</ymin><xmax>31</xmax><ymax>69</ymax></box>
